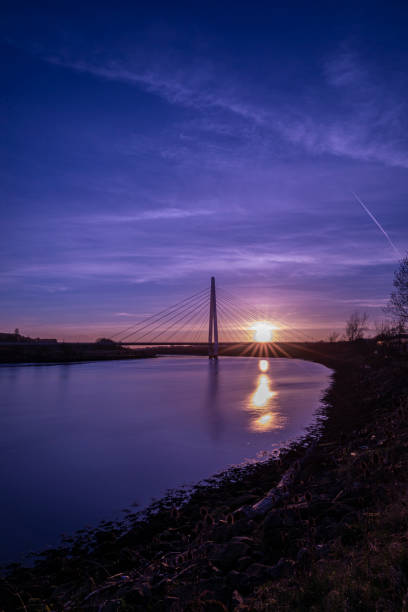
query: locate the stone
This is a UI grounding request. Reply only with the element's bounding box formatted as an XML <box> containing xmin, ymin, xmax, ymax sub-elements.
<box><xmin>296</xmin><ymin>546</ymin><xmax>311</xmax><ymax>565</ymax></box>
<box><xmin>210</xmin><ymin>541</ymin><xmax>250</xmax><ymax>571</ymax></box>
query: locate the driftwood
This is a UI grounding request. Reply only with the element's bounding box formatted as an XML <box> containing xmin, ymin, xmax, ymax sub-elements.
<box><xmin>240</xmin><ymin>442</ymin><xmax>318</xmax><ymax>517</ymax></box>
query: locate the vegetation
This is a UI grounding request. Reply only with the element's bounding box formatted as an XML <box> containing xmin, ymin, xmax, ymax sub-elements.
<box><xmin>375</xmin><ymin>319</ymin><xmax>406</xmax><ymax>340</ymax></box>
<box><xmin>327</xmin><ymin>331</ymin><xmax>340</xmax><ymax>343</ymax></box>
<box><xmin>388</xmin><ymin>254</ymin><xmax>408</xmax><ymax>326</ymax></box>
<box><xmin>345</xmin><ymin>311</ymin><xmax>369</xmax><ymax>341</ymax></box>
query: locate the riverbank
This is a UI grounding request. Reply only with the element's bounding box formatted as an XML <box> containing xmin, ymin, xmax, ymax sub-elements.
<box><xmin>0</xmin><ymin>342</ymin><xmax>156</xmax><ymax>364</ymax></box>
<box><xmin>0</xmin><ymin>338</ymin><xmax>371</xmax><ymax>367</ymax></box>
<box><xmin>1</xmin><ymin>350</ymin><xmax>407</xmax><ymax>611</ymax></box>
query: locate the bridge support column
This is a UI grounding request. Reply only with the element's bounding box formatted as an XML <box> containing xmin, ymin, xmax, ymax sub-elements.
<box><xmin>208</xmin><ymin>276</ymin><xmax>219</xmax><ymax>359</ymax></box>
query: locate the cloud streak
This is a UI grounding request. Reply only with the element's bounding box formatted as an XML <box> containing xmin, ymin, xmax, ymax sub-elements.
<box><xmin>77</xmin><ymin>208</ymin><xmax>214</xmax><ymax>223</ymax></box>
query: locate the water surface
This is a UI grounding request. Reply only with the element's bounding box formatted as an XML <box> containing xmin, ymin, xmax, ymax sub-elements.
<box><xmin>0</xmin><ymin>356</ymin><xmax>331</xmax><ymax>563</ymax></box>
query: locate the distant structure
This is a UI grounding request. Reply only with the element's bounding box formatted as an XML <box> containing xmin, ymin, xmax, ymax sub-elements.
<box><xmin>208</xmin><ymin>276</ymin><xmax>219</xmax><ymax>359</ymax></box>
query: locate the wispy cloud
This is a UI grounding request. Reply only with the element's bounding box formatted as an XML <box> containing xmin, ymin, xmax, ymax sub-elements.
<box><xmin>324</xmin><ymin>50</ymin><xmax>367</xmax><ymax>88</ymax></box>
<box><xmin>46</xmin><ymin>48</ymin><xmax>408</xmax><ymax>170</ymax></box>
<box><xmin>47</xmin><ymin>56</ymin><xmax>266</xmax><ymax>125</ymax></box>
<box><xmin>2</xmin><ymin>241</ymin><xmax>397</xmax><ymax>289</ymax></box>
<box><xmin>77</xmin><ymin>208</ymin><xmax>214</xmax><ymax>223</ymax></box>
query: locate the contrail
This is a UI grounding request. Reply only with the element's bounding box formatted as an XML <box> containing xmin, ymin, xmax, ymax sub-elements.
<box><xmin>352</xmin><ymin>191</ymin><xmax>402</xmax><ymax>259</ymax></box>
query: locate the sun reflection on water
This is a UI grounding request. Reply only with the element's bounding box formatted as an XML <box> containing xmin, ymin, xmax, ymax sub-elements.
<box><xmin>259</xmin><ymin>359</ymin><xmax>269</xmax><ymax>372</ymax></box>
<box><xmin>247</xmin><ymin>360</ymin><xmax>286</xmax><ymax>432</ymax></box>
<box><xmin>252</xmin><ymin>412</ymin><xmax>275</xmax><ymax>432</ymax></box>
<box><xmin>251</xmin><ymin>374</ymin><xmax>275</xmax><ymax>408</ymax></box>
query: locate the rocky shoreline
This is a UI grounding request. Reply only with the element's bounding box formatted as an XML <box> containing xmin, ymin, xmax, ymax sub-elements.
<box><xmin>1</xmin><ymin>350</ymin><xmax>408</xmax><ymax>611</ymax></box>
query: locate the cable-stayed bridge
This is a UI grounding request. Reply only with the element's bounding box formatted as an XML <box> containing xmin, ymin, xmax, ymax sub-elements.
<box><xmin>112</xmin><ymin>276</ymin><xmax>317</xmax><ymax>359</ymax></box>
<box><xmin>0</xmin><ymin>276</ymin><xmax>355</xmax><ymax>367</ymax></box>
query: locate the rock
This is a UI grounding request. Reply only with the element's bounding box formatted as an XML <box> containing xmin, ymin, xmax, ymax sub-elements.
<box><xmin>210</xmin><ymin>541</ymin><xmax>250</xmax><ymax>571</ymax></box>
<box><xmin>315</xmin><ymin>543</ymin><xmax>331</xmax><ymax>558</ymax></box>
<box><xmin>340</xmin><ymin>510</ymin><xmax>360</xmax><ymax>525</ymax></box>
<box><xmin>226</xmin><ymin>564</ymin><xmax>278</xmax><ymax>592</ymax></box>
<box><xmin>340</xmin><ymin>523</ymin><xmax>364</xmax><ymax>545</ymax></box>
<box><xmin>307</xmin><ymin>500</ymin><xmax>332</xmax><ymax>518</ymax></box>
<box><xmin>231</xmin><ymin>536</ymin><xmax>254</xmax><ymax>544</ymax></box>
<box><xmin>281</xmin><ymin>509</ymin><xmax>298</xmax><ymax>527</ymax></box>
<box><xmin>199</xmin><ymin>600</ymin><xmax>228</xmax><ymax>611</ymax></box>
<box><xmin>227</xmin><ymin>570</ymin><xmax>246</xmax><ymax>589</ymax></box>
<box><xmin>296</xmin><ymin>546</ymin><xmax>311</xmax><ymax>565</ymax></box>
<box><xmin>263</xmin><ymin>510</ymin><xmax>284</xmax><ymax>529</ymax></box>
<box><xmin>316</xmin><ymin>519</ymin><xmax>340</xmax><ymax>541</ymax></box>
<box><xmin>236</xmin><ymin>556</ymin><xmax>253</xmax><ymax>571</ymax></box>
<box><xmin>231</xmin><ymin>589</ymin><xmax>245</xmax><ymax>607</ymax></box>
<box><xmin>241</xmin><ymin>559</ymin><xmax>295</xmax><ymax>583</ymax></box>
<box><xmin>245</xmin><ymin>563</ymin><xmax>279</xmax><ymax>579</ymax></box>
<box><xmin>273</xmin><ymin>557</ymin><xmax>296</xmax><ymax>578</ymax></box>
<box><xmin>233</xmin><ymin>494</ymin><xmax>259</xmax><ymax>508</ymax></box>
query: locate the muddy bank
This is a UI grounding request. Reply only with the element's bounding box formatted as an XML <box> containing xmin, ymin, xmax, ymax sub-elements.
<box><xmin>1</xmin><ymin>351</ymin><xmax>407</xmax><ymax>611</ymax></box>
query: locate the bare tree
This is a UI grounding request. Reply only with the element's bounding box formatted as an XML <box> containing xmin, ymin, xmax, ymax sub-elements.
<box><xmin>387</xmin><ymin>255</ymin><xmax>408</xmax><ymax>326</ymax></box>
<box><xmin>345</xmin><ymin>311</ymin><xmax>369</xmax><ymax>341</ymax></box>
<box><xmin>375</xmin><ymin>320</ymin><xmax>393</xmax><ymax>340</ymax></box>
<box><xmin>374</xmin><ymin>319</ymin><xmax>404</xmax><ymax>340</ymax></box>
<box><xmin>327</xmin><ymin>331</ymin><xmax>340</xmax><ymax>343</ymax></box>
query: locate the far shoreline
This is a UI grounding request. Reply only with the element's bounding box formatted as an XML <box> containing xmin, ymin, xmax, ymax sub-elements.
<box><xmin>0</xmin><ymin>338</ymin><xmax>373</xmax><ymax>369</ymax></box>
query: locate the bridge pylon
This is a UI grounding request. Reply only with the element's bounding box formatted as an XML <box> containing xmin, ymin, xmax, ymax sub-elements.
<box><xmin>208</xmin><ymin>276</ymin><xmax>219</xmax><ymax>359</ymax></box>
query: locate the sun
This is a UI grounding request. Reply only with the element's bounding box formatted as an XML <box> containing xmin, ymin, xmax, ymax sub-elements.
<box><xmin>250</xmin><ymin>321</ymin><xmax>277</xmax><ymax>342</ymax></box>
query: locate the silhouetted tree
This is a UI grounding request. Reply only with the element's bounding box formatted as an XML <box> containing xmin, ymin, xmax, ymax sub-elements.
<box><xmin>327</xmin><ymin>331</ymin><xmax>340</xmax><ymax>343</ymax></box>
<box><xmin>374</xmin><ymin>319</ymin><xmax>405</xmax><ymax>340</ymax></box>
<box><xmin>96</xmin><ymin>338</ymin><xmax>117</xmax><ymax>345</ymax></box>
<box><xmin>345</xmin><ymin>311</ymin><xmax>369</xmax><ymax>341</ymax></box>
<box><xmin>14</xmin><ymin>328</ymin><xmax>20</xmax><ymax>336</ymax></box>
<box><xmin>387</xmin><ymin>255</ymin><xmax>408</xmax><ymax>326</ymax></box>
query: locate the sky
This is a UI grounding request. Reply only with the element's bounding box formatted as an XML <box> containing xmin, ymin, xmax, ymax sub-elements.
<box><xmin>1</xmin><ymin>0</ymin><xmax>408</xmax><ymax>340</ymax></box>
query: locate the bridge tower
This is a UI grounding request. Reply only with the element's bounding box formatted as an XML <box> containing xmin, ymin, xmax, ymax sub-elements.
<box><xmin>208</xmin><ymin>276</ymin><xmax>219</xmax><ymax>359</ymax></box>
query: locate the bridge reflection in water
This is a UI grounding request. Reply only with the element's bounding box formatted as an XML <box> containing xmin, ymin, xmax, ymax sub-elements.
<box><xmin>247</xmin><ymin>359</ymin><xmax>286</xmax><ymax>433</ymax></box>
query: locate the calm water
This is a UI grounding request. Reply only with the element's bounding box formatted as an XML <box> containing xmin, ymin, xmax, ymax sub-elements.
<box><xmin>0</xmin><ymin>356</ymin><xmax>331</xmax><ymax>563</ymax></box>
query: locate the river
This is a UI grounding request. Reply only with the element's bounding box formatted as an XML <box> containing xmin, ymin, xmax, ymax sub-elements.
<box><xmin>0</xmin><ymin>356</ymin><xmax>331</xmax><ymax>563</ymax></box>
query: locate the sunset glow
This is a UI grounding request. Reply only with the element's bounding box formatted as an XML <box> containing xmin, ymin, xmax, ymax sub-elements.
<box><xmin>251</xmin><ymin>321</ymin><xmax>277</xmax><ymax>342</ymax></box>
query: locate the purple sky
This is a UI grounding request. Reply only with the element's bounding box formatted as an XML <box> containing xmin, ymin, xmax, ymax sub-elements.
<box><xmin>1</xmin><ymin>2</ymin><xmax>408</xmax><ymax>340</ymax></box>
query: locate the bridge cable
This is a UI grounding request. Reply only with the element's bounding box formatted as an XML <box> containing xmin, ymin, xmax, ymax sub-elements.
<box><xmin>146</xmin><ymin>296</ymin><xmax>209</xmax><ymax>343</ymax></box>
<box><xmin>119</xmin><ymin>289</ymin><xmax>209</xmax><ymax>342</ymax></box>
<box><xmin>218</xmin><ymin>287</ymin><xmax>318</xmax><ymax>342</ymax></box>
<box><xmin>112</xmin><ymin>287</ymin><xmax>209</xmax><ymax>341</ymax></box>
<box><xmin>217</xmin><ymin>289</ymin><xmax>317</xmax><ymax>343</ymax></box>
